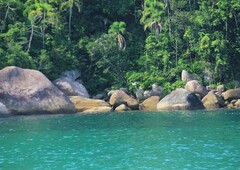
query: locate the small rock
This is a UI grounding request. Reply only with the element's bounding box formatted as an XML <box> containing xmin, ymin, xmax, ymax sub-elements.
<box><xmin>152</xmin><ymin>83</ymin><xmax>163</xmax><ymax>92</ymax></box>
<box><xmin>231</xmin><ymin>99</ymin><xmax>237</xmax><ymax>104</ymax></box>
<box><xmin>61</xmin><ymin>70</ymin><xmax>80</xmax><ymax>81</ymax></box>
<box><xmin>143</xmin><ymin>90</ymin><xmax>151</xmax><ymax>99</ymax></box>
<box><xmin>0</xmin><ymin>102</ymin><xmax>9</xmax><ymax>114</ymax></box>
<box><xmin>235</xmin><ymin>99</ymin><xmax>240</xmax><ymax>108</ymax></box>
<box><xmin>93</xmin><ymin>94</ymin><xmax>105</xmax><ymax>100</ymax></box>
<box><xmin>227</xmin><ymin>103</ymin><xmax>235</xmax><ymax>109</ymax></box>
<box><xmin>135</xmin><ymin>88</ymin><xmax>144</xmax><ymax>101</ymax></box>
<box><xmin>181</xmin><ymin>70</ymin><xmax>197</xmax><ymax>82</ymax></box>
<box><xmin>143</xmin><ymin>86</ymin><xmax>162</xmax><ymax>99</ymax></box>
<box><xmin>224</xmin><ymin>101</ymin><xmax>229</xmax><ymax>106</ymax></box>
<box><xmin>115</xmin><ymin>104</ymin><xmax>131</xmax><ymax>112</ymax></box>
<box><xmin>206</xmin><ymin>86</ymin><xmax>215</xmax><ymax>92</ymax></box>
<box><xmin>216</xmin><ymin>85</ymin><xmax>224</xmax><ymax>93</ymax></box>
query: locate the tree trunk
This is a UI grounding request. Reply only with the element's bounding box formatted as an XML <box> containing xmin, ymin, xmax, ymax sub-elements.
<box><xmin>27</xmin><ymin>24</ymin><xmax>34</xmax><ymax>52</ymax></box>
<box><xmin>1</xmin><ymin>3</ymin><xmax>10</xmax><ymax>32</ymax></box>
<box><xmin>68</xmin><ymin>6</ymin><xmax>72</xmax><ymax>41</ymax></box>
<box><xmin>175</xmin><ymin>38</ymin><xmax>178</xmax><ymax>66</ymax></box>
<box><xmin>42</xmin><ymin>9</ymin><xmax>46</xmax><ymax>49</ymax></box>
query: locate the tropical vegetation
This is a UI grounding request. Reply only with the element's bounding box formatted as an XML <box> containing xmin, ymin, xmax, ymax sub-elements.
<box><xmin>0</xmin><ymin>0</ymin><xmax>239</xmax><ymax>94</ymax></box>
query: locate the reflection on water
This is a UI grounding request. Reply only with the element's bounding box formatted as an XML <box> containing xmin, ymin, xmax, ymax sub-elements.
<box><xmin>0</xmin><ymin>109</ymin><xmax>240</xmax><ymax>169</ymax></box>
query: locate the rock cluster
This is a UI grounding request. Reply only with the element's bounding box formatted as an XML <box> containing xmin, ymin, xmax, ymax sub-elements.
<box><xmin>1</xmin><ymin>67</ymin><xmax>240</xmax><ymax>116</ymax></box>
<box><xmin>222</xmin><ymin>89</ymin><xmax>240</xmax><ymax>108</ymax></box>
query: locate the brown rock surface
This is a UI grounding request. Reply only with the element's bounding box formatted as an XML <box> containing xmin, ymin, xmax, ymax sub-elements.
<box><xmin>222</xmin><ymin>88</ymin><xmax>240</xmax><ymax>101</ymax></box>
<box><xmin>202</xmin><ymin>91</ymin><xmax>224</xmax><ymax>109</ymax></box>
<box><xmin>139</xmin><ymin>96</ymin><xmax>160</xmax><ymax>111</ymax></box>
<box><xmin>70</xmin><ymin>96</ymin><xmax>110</xmax><ymax>112</ymax></box>
<box><xmin>235</xmin><ymin>99</ymin><xmax>240</xmax><ymax>108</ymax></box>
<box><xmin>109</xmin><ymin>90</ymin><xmax>139</xmax><ymax>110</ymax></box>
<box><xmin>82</xmin><ymin>107</ymin><xmax>112</xmax><ymax>114</ymax></box>
<box><xmin>115</xmin><ymin>104</ymin><xmax>131</xmax><ymax>112</ymax></box>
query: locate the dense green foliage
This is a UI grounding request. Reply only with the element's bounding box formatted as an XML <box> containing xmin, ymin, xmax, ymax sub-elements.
<box><xmin>0</xmin><ymin>0</ymin><xmax>240</xmax><ymax>94</ymax></box>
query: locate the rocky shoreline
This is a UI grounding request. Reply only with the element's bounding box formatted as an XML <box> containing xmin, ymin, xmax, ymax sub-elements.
<box><xmin>0</xmin><ymin>66</ymin><xmax>240</xmax><ymax>116</ymax></box>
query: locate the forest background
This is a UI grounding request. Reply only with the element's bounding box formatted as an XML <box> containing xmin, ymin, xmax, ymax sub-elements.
<box><xmin>0</xmin><ymin>0</ymin><xmax>239</xmax><ymax>95</ymax></box>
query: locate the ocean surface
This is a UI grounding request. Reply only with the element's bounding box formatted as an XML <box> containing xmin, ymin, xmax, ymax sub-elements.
<box><xmin>0</xmin><ymin>109</ymin><xmax>240</xmax><ymax>170</ymax></box>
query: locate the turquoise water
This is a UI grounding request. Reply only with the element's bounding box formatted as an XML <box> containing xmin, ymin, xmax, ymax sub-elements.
<box><xmin>0</xmin><ymin>110</ymin><xmax>240</xmax><ymax>170</ymax></box>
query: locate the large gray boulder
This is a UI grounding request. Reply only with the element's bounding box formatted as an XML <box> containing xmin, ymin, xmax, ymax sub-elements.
<box><xmin>181</xmin><ymin>70</ymin><xmax>197</xmax><ymax>82</ymax></box>
<box><xmin>53</xmin><ymin>77</ymin><xmax>90</xmax><ymax>98</ymax></box>
<box><xmin>0</xmin><ymin>66</ymin><xmax>76</xmax><ymax>115</ymax></box>
<box><xmin>157</xmin><ymin>88</ymin><xmax>204</xmax><ymax>110</ymax></box>
<box><xmin>185</xmin><ymin>80</ymin><xmax>208</xmax><ymax>98</ymax></box>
